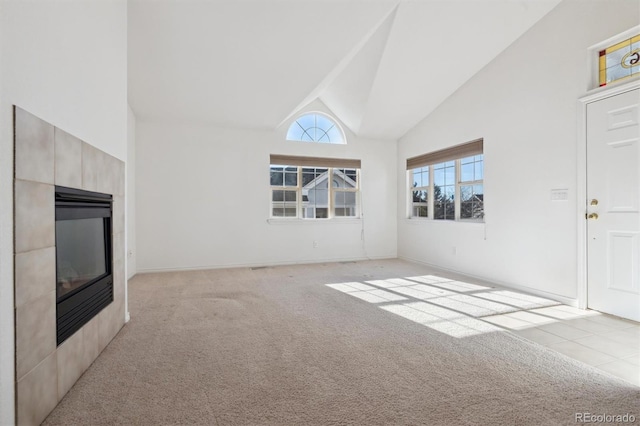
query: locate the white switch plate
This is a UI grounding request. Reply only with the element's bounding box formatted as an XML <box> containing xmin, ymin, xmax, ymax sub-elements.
<box><xmin>550</xmin><ymin>189</ymin><xmax>569</xmax><ymax>201</ymax></box>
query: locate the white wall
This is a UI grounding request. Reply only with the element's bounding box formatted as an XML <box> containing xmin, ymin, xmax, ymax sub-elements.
<box><xmin>0</xmin><ymin>1</ymin><xmax>127</xmax><ymax>423</ymax></box>
<box><xmin>136</xmin><ymin>122</ymin><xmax>397</xmax><ymax>271</ymax></box>
<box><xmin>127</xmin><ymin>105</ymin><xmax>137</xmax><ymax>279</ymax></box>
<box><xmin>397</xmin><ymin>0</ymin><xmax>639</xmax><ymax>301</ymax></box>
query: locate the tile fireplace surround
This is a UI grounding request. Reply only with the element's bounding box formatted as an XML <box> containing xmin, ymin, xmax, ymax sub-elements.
<box><xmin>13</xmin><ymin>107</ymin><xmax>125</xmax><ymax>425</ymax></box>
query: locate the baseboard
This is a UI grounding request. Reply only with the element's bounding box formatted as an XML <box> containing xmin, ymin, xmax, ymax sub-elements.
<box><xmin>398</xmin><ymin>255</ymin><xmax>579</xmax><ymax>307</ymax></box>
<box><xmin>136</xmin><ymin>253</ymin><xmax>398</xmax><ymax>274</ymax></box>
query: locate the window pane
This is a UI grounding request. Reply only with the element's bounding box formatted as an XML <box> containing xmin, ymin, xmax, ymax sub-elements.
<box><xmin>475</xmin><ymin>160</ymin><xmax>484</xmax><ymax>180</ymax></box>
<box><xmin>287</xmin><ymin>113</ymin><xmax>344</xmax><ymax>144</ymax></box>
<box><xmin>315</xmin><ymin>208</ymin><xmax>328</xmax><ymax>219</ymax></box>
<box><xmin>605</xmin><ymin>42</ymin><xmax>630</xmax><ymax>69</ymax></box>
<box><xmin>444</xmin><ymin>164</ymin><xmax>455</xmax><ymax>185</ymax></box>
<box><xmin>327</xmin><ymin>126</ymin><xmax>343</xmax><ymax>143</ymax></box>
<box><xmin>412</xmin><ymin>167</ymin><xmax>428</xmax><ymax>188</ymax></box>
<box><xmin>334</xmin><ymin>191</ymin><xmax>357</xmax><ymax>217</ymax></box>
<box><xmin>335</xmin><ymin>168</ymin><xmax>357</xmax><ymax>188</ymax></box>
<box><xmin>434</xmin><ymin>183</ymin><xmax>455</xmax><ymax>220</ymax></box>
<box><xmin>284</xmin><ymin>170</ymin><xmax>297</xmax><ymax>186</ymax></box>
<box><xmin>460</xmin><ymin>185</ymin><xmax>472</xmax><ymax>202</ymax></box>
<box><xmin>413</xmin><ymin>205</ymin><xmax>428</xmax><ymax>218</ymax></box>
<box><xmin>412</xmin><ymin>190</ymin><xmax>427</xmax><ymax>203</ymax></box>
<box><xmin>606</xmin><ymin>63</ymin><xmax>631</xmax><ymax>83</ymax></box>
<box><xmin>434</xmin><ymin>166</ymin><xmax>445</xmax><ymax>186</ymax></box>
<box><xmin>272</xmin><ymin>190</ymin><xmax>296</xmax><ymax>204</ymax></box>
<box><xmin>461</xmin><ymin>184</ymin><xmax>484</xmax><ymax>219</ymax></box>
<box><xmin>272</xmin><ymin>201</ymin><xmax>297</xmax><ymax>217</ymax></box>
<box><xmin>600</xmin><ymin>36</ymin><xmax>640</xmax><ymax>86</ymax></box>
<box><xmin>461</xmin><ymin>163</ymin><xmax>473</xmax><ymax>182</ymax></box>
<box><xmin>270</xmin><ymin>166</ymin><xmax>284</xmax><ymax>186</ymax></box>
<box><xmin>412</xmin><ymin>170</ymin><xmax>422</xmax><ymax>188</ymax></box>
<box><xmin>302</xmin><ymin>167</ymin><xmax>329</xmax><ymax>218</ymax></box>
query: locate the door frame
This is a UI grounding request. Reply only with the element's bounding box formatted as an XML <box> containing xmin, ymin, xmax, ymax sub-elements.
<box><xmin>576</xmin><ymin>79</ymin><xmax>640</xmax><ymax>310</ymax></box>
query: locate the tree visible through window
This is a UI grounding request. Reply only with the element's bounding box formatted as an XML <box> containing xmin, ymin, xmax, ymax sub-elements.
<box><xmin>407</xmin><ymin>139</ymin><xmax>484</xmax><ymax>222</ymax></box>
<box><xmin>286</xmin><ymin>113</ymin><xmax>345</xmax><ymax>144</ymax></box>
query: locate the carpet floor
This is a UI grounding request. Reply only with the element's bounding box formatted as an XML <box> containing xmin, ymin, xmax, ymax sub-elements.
<box><xmin>44</xmin><ymin>259</ymin><xmax>639</xmax><ymax>425</ymax></box>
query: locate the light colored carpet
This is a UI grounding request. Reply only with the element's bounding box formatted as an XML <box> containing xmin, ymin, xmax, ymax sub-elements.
<box><xmin>44</xmin><ymin>259</ymin><xmax>639</xmax><ymax>425</ymax></box>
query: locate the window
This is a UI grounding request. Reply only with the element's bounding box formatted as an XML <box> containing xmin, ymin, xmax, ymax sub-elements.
<box><xmin>407</xmin><ymin>139</ymin><xmax>484</xmax><ymax>222</ymax></box>
<box><xmin>599</xmin><ymin>34</ymin><xmax>640</xmax><ymax>87</ymax></box>
<box><xmin>270</xmin><ymin>155</ymin><xmax>360</xmax><ymax>219</ymax></box>
<box><xmin>286</xmin><ymin>112</ymin><xmax>345</xmax><ymax>144</ymax></box>
<box><xmin>411</xmin><ymin>166</ymin><xmax>429</xmax><ymax>218</ymax></box>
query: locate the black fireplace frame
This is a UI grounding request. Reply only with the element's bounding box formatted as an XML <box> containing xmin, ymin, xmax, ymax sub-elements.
<box><xmin>55</xmin><ymin>186</ymin><xmax>113</xmax><ymax>345</ymax></box>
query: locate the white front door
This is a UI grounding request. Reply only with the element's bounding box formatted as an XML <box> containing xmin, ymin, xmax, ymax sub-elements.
<box><xmin>586</xmin><ymin>88</ymin><xmax>640</xmax><ymax>321</ymax></box>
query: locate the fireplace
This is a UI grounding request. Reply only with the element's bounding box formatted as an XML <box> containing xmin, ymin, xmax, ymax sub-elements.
<box><xmin>55</xmin><ymin>186</ymin><xmax>113</xmax><ymax>345</ymax></box>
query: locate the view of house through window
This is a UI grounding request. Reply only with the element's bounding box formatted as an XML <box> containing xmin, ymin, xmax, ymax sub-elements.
<box><xmin>270</xmin><ymin>155</ymin><xmax>360</xmax><ymax>219</ymax></box>
<box><xmin>407</xmin><ymin>139</ymin><xmax>484</xmax><ymax>221</ymax></box>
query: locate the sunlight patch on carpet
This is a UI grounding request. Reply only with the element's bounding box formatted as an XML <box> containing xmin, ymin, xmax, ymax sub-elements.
<box><xmin>326</xmin><ymin>274</ymin><xmax>563</xmax><ymax>338</ymax></box>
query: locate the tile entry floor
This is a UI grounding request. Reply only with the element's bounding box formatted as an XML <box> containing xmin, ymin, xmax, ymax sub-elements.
<box><xmin>326</xmin><ymin>271</ymin><xmax>640</xmax><ymax>387</ymax></box>
<box><xmin>488</xmin><ymin>305</ymin><xmax>640</xmax><ymax>386</ymax></box>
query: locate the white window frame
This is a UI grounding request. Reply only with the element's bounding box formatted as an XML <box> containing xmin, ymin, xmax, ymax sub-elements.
<box><xmin>408</xmin><ymin>156</ymin><xmax>484</xmax><ymax>222</ymax></box>
<box><xmin>270</xmin><ymin>165</ymin><xmax>360</xmax><ymax>220</ymax></box>
<box><xmin>286</xmin><ymin>112</ymin><xmax>347</xmax><ymax>144</ymax></box>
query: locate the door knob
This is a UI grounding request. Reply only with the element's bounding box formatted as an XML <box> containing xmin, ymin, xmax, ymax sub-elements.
<box><xmin>590</xmin><ymin>199</ymin><xmax>598</xmax><ymax>206</ymax></box>
<box><xmin>588</xmin><ymin>213</ymin><xmax>599</xmax><ymax>220</ymax></box>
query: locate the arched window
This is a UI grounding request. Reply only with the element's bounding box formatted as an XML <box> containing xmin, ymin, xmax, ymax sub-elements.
<box><xmin>286</xmin><ymin>112</ymin><xmax>345</xmax><ymax>144</ymax></box>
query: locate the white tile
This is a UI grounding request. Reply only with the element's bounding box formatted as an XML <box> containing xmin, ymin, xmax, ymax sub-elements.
<box><xmin>512</xmin><ymin>327</ymin><xmax>566</xmax><ymax>346</ymax></box>
<box><xmin>603</xmin><ymin>329</ymin><xmax>640</xmax><ymax>347</ymax></box>
<box><xmin>537</xmin><ymin>322</ymin><xmax>593</xmax><ymax>340</ymax></box>
<box><xmin>622</xmin><ymin>354</ymin><xmax>640</xmax><ymax>366</ymax></box>
<box><xmin>530</xmin><ymin>306</ymin><xmax>596</xmax><ymax>320</ymax></box>
<box><xmin>550</xmin><ymin>305</ymin><xmax>599</xmax><ymax>317</ymax></box>
<box><xmin>596</xmin><ymin>359</ymin><xmax>640</xmax><ymax>386</ymax></box>
<box><xmin>562</xmin><ymin>318</ymin><xmax>618</xmax><ymax>334</ymax></box>
<box><xmin>546</xmin><ymin>341</ymin><xmax>616</xmax><ymax>366</ymax></box>
<box><xmin>481</xmin><ymin>314</ymin><xmax>533</xmax><ymax>331</ymax></box>
<box><xmin>573</xmin><ymin>335</ymin><xmax>639</xmax><ymax>359</ymax></box>
<box><xmin>584</xmin><ymin>314</ymin><xmax>639</xmax><ymax>330</ymax></box>
<box><xmin>506</xmin><ymin>310</ymin><xmax>557</xmax><ymax>326</ymax></box>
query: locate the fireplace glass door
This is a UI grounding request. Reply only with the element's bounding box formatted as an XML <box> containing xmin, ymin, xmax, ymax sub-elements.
<box><xmin>56</xmin><ymin>217</ymin><xmax>107</xmax><ymax>298</ymax></box>
<box><xmin>55</xmin><ymin>186</ymin><xmax>113</xmax><ymax>345</ymax></box>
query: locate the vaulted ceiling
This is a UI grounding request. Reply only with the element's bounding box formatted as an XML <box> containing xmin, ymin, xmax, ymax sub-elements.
<box><xmin>128</xmin><ymin>0</ymin><xmax>562</xmax><ymax>140</ymax></box>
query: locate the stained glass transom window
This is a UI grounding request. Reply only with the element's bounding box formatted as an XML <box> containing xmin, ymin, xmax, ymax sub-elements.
<box><xmin>286</xmin><ymin>113</ymin><xmax>345</xmax><ymax>144</ymax></box>
<box><xmin>599</xmin><ymin>34</ymin><xmax>640</xmax><ymax>87</ymax></box>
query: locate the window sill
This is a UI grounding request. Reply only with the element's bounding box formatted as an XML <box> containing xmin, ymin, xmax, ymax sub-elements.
<box><xmin>403</xmin><ymin>217</ymin><xmax>485</xmax><ymax>226</ymax></box>
<box><xmin>267</xmin><ymin>218</ymin><xmax>362</xmax><ymax>225</ymax></box>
